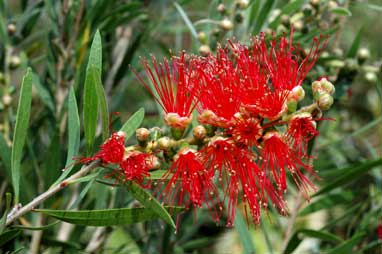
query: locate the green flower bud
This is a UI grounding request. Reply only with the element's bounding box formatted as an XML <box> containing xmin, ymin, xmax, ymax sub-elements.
<box><xmin>197</xmin><ymin>32</ymin><xmax>208</xmax><ymax>44</ymax></box>
<box><xmin>317</xmin><ymin>93</ymin><xmax>334</xmax><ymax>110</ymax></box>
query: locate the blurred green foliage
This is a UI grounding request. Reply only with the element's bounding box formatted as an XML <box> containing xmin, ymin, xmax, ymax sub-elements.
<box><xmin>0</xmin><ymin>0</ymin><xmax>381</xmax><ymax>253</ymax></box>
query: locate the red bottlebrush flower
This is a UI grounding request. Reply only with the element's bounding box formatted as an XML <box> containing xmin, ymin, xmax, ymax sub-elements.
<box><xmin>260</xmin><ymin>28</ymin><xmax>328</xmax><ymax>91</ymax></box>
<box><xmin>243</xmin><ymin>89</ymin><xmax>289</xmax><ymax>120</ymax></box>
<box><xmin>160</xmin><ymin>149</ymin><xmax>221</xmax><ymax>220</ymax></box>
<box><xmin>228</xmin><ymin>114</ymin><xmax>263</xmax><ymax>147</ymax></box>
<box><xmin>200</xmin><ymin>138</ymin><xmax>286</xmax><ymax>225</ymax></box>
<box><xmin>133</xmin><ymin>52</ymin><xmax>197</xmax><ymax>129</ymax></box>
<box><xmin>82</xmin><ymin>132</ymin><xmax>125</xmax><ymax>164</ymax></box>
<box><xmin>120</xmin><ymin>152</ymin><xmax>152</xmax><ymax>186</ymax></box>
<box><xmin>286</xmin><ymin>113</ymin><xmax>319</xmax><ymax>155</ymax></box>
<box><xmin>377</xmin><ymin>224</ymin><xmax>382</xmax><ymax>240</ymax></box>
<box><xmin>261</xmin><ymin>131</ymin><xmax>316</xmax><ymax>197</ymax></box>
<box><xmin>195</xmin><ymin>47</ymin><xmax>242</xmax><ymax>125</ymax></box>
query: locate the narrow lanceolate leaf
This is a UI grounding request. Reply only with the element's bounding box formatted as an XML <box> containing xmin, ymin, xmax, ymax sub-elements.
<box><xmin>330</xmin><ymin>7</ymin><xmax>352</xmax><ymax>16</ymax></box>
<box><xmin>125</xmin><ymin>181</ymin><xmax>176</xmax><ymax>229</ymax></box>
<box><xmin>299</xmin><ymin>192</ymin><xmax>354</xmax><ymax>216</ymax></box>
<box><xmin>0</xmin><ymin>193</ymin><xmax>12</xmax><ymax>234</ymax></box>
<box><xmin>314</xmin><ymin>159</ymin><xmax>382</xmax><ymax>197</ymax></box>
<box><xmin>326</xmin><ymin>233</ymin><xmax>365</xmax><ymax>254</ymax></box>
<box><xmin>35</xmin><ymin>207</ymin><xmax>184</xmax><ymax>226</ymax></box>
<box><xmin>284</xmin><ymin>229</ymin><xmax>343</xmax><ymax>254</ymax></box>
<box><xmin>253</xmin><ymin>0</ymin><xmax>275</xmax><ymax>34</ymax></box>
<box><xmin>53</xmin><ymin>87</ymin><xmax>80</xmax><ymax>186</ymax></box>
<box><xmin>0</xmin><ymin>133</ymin><xmax>11</xmax><ymax>178</ymax></box>
<box><xmin>11</xmin><ymin>68</ymin><xmax>33</xmax><ymax>203</ymax></box>
<box><xmin>83</xmin><ymin>30</ymin><xmax>102</xmax><ymax>154</ymax></box>
<box><xmin>0</xmin><ymin>229</ymin><xmax>21</xmax><ymax>246</ymax></box>
<box><xmin>119</xmin><ymin>108</ymin><xmax>145</xmax><ymax>140</ymax></box>
<box><xmin>173</xmin><ymin>2</ymin><xmax>198</xmax><ymax>39</ymax></box>
<box><xmin>235</xmin><ymin>209</ymin><xmax>256</xmax><ymax>254</ymax></box>
<box><xmin>346</xmin><ymin>26</ymin><xmax>364</xmax><ymax>58</ymax></box>
<box><xmin>91</xmin><ymin>67</ymin><xmax>109</xmax><ymax>141</ymax></box>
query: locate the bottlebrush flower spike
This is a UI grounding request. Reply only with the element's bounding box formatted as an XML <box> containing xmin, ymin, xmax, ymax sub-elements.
<box><xmin>260</xmin><ymin>27</ymin><xmax>328</xmax><ymax>91</ymax></box>
<box><xmin>160</xmin><ymin>149</ymin><xmax>221</xmax><ymax>220</ymax></box>
<box><xmin>200</xmin><ymin>138</ymin><xmax>286</xmax><ymax>225</ymax></box>
<box><xmin>119</xmin><ymin>152</ymin><xmax>152</xmax><ymax>186</ymax></box>
<box><xmin>81</xmin><ymin>132</ymin><xmax>125</xmax><ymax>164</ymax></box>
<box><xmin>133</xmin><ymin>52</ymin><xmax>198</xmax><ymax>129</ymax></box>
<box><xmin>261</xmin><ymin>131</ymin><xmax>316</xmax><ymax>197</ymax></box>
<box><xmin>286</xmin><ymin>113</ymin><xmax>319</xmax><ymax>155</ymax></box>
<box><xmin>195</xmin><ymin>47</ymin><xmax>242</xmax><ymax>126</ymax></box>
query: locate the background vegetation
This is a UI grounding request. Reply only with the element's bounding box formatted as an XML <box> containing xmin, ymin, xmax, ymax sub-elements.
<box><xmin>0</xmin><ymin>0</ymin><xmax>381</xmax><ymax>253</ymax></box>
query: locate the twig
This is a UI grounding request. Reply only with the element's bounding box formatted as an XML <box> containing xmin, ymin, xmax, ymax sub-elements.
<box><xmin>5</xmin><ymin>160</ymin><xmax>101</xmax><ymax>227</ymax></box>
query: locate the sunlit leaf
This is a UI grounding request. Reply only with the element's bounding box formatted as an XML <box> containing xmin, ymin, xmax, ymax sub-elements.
<box><xmin>11</xmin><ymin>68</ymin><xmax>33</xmax><ymax>203</ymax></box>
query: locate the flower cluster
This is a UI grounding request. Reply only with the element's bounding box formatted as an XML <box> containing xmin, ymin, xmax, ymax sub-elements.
<box><xmin>85</xmin><ymin>30</ymin><xmax>334</xmax><ymax>226</ymax></box>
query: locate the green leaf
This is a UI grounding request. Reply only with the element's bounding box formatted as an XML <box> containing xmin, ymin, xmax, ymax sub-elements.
<box><xmin>248</xmin><ymin>0</ymin><xmax>262</xmax><ymax>33</ymax></box>
<box><xmin>0</xmin><ymin>229</ymin><xmax>21</xmax><ymax>246</ymax></box>
<box><xmin>314</xmin><ymin>159</ymin><xmax>382</xmax><ymax>197</ymax></box>
<box><xmin>11</xmin><ymin>68</ymin><xmax>33</xmax><ymax>204</ymax></box>
<box><xmin>10</xmin><ymin>221</ymin><xmax>59</xmax><ymax>231</ymax></box>
<box><xmin>31</xmin><ymin>73</ymin><xmax>55</xmax><ymax>113</ymax></box>
<box><xmin>53</xmin><ymin>87</ymin><xmax>81</xmax><ymax>186</ymax></box>
<box><xmin>149</xmin><ymin>170</ymin><xmax>168</xmax><ymax>180</ymax></box>
<box><xmin>105</xmin><ymin>228</ymin><xmax>141</xmax><ymax>253</ymax></box>
<box><xmin>253</xmin><ymin>0</ymin><xmax>275</xmax><ymax>34</ymax></box>
<box><xmin>234</xmin><ymin>210</ymin><xmax>256</xmax><ymax>254</ymax></box>
<box><xmin>119</xmin><ymin>108</ymin><xmax>145</xmax><ymax>140</ymax></box>
<box><xmin>299</xmin><ymin>192</ymin><xmax>354</xmax><ymax>216</ymax></box>
<box><xmin>173</xmin><ymin>2</ymin><xmax>198</xmax><ymax>39</ymax></box>
<box><xmin>35</xmin><ymin>206</ymin><xmax>184</xmax><ymax>226</ymax></box>
<box><xmin>83</xmin><ymin>30</ymin><xmax>102</xmax><ymax>154</ymax></box>
<box><xmin>67</xmin><ymin>171</ymin><xmax>100</xmax><ymax>184</ymax></box>
<box><xmin>346</xmin><ymin>26</ymin><xmax>364</xmax><ymax>58</ymax></box>
<box><xmin>0</xmin><ymin>133</ymin><xmax>11</xmax><ymax>179</ymax></box>
<box><xmin>326</xmin><ymin>233</ymin><xmax>365</xmax><ymax>254</ymax></box>
<box><xmin>0</xmin><ymin>193</ymin><xmax>12</xmax><ymax>234</ymax></box>
<box><xmin>125</xmin><ymin>181</ymin><xmax>177</xmax><ymax>229</ymax></box>
<box><xmin>284</xmin><ymin>229</ymin><xmax>342</xmax><ymax>254</ymax></box>
<box><xmin>330</xmin><ymin>7</ymin><xmax>352</xmax><ymax>16</ymax></box>
<box><xmin>91</xmin><ymin>67</ymin><xmax>109</xmax><ymax>141</ymax></box>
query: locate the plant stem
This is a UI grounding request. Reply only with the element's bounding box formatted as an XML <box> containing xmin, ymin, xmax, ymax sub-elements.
<box><xmin>5</xmin><ymin>160</ymin><xmax>101</xmax><ymax>227</ymax></box>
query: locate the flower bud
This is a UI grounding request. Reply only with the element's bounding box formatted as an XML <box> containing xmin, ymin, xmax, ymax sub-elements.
<box><xmin>289</xmin><ymin>85</ymin><xmax>305</xmax><ymax>101</ymax></box>
<box><xmin>2</xmin><ymin>94</ymin><xmax>12</xmax><ymax>106</ymax></box>
<box><xmin>220</xmin><ymin>19</ymin><xmax>233</xmax><ymax>31</ymax></box>
<box><xmin>280</xmin><ymin>15</ymin><xmax>290</xmax><ymax>27</ymax></box>
<box><xmin>234</xmin><ymin>13</ymin><xmax>244</xmax><ymax>23</ymax></box>
<box><xmin>197</xmin><ymin>31</ymin><xmax>208</xmax><ymax>44</ymax></box>
<box><xmin>164</xmin><ymin>112</ymin><xmax>192</xmax><ymax>129</ymax></box>
<box><xmin>320</xmin><ymin>78</ymin><xmax>335</xmax><ymax>95</ymax></box>
<box><xmin>9</xmin><ymin>56</ymin><xmax>21</xmax><ymax>69</ymax></box>
<box><xmin>317</xmin><ymin>93</ymin><xmax>334</xmax><ymax>110</ymax></box>
<box><xmin>235</xmin><ymin>0</ymin><xmax>249</xmax><ymax>9</ymax></box>
<box><xmin>365</xmin><ymin>72</ymin><xmax>377</xmax><ymax>83</ymax></box>
<box><xmin>302</xmin><ymin>4</ymin><xmax>314</xmax><ymax>17</ymax></box>
<box><xmin>116</xmin><ymin>131</ymin><xmax>127</xmax><ymax>138</ymax></box>
<box><xmin>199</xmin><ymin>44</ymin><xmax>211</xmax><ymax>56</ymax></box>
<box><xmin>7</xmin><ymin>23</ymin><xmax>16</xmax><ymax>35</ymax></box>
<box><xmin>193</xmin><ymin>125</ymin><xmax>207</xmax><ymax>140</ymax></box>
<box><xmin>357</xmin><ymin>48</ymin><xmax>370</xmax><ymax>64</ymax></box>
<box><xmin>158</xmin><ymin>137</ymin><xmax>172</xmax><ymax>150</ymax></box>
<box><xmin>148</xmin><ymin>155</ymin><xmax>161</xmax><ymax>170</ymax></box>
<box><xmin>217</xmin><ymin>4</ymin><xmax>226</xmax><ymax>14</ymax></box>
<box><xmin>136</xmin><ymin>128</ymin><xmax>150</xmax><ymax>145</ymax></box>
